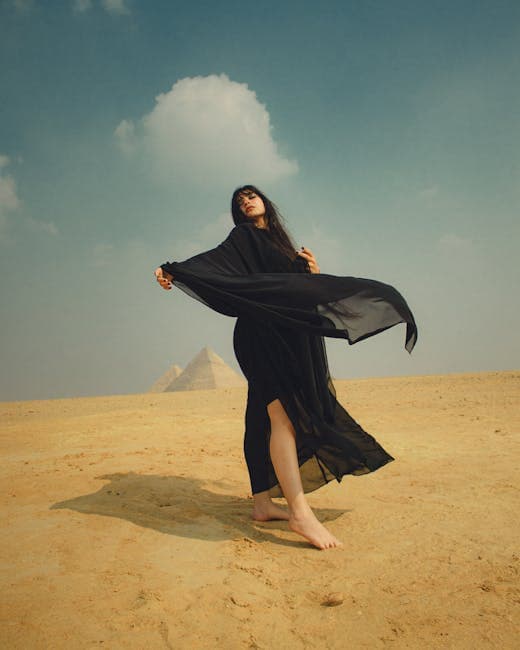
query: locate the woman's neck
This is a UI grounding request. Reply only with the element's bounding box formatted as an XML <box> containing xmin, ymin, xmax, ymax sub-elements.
<box><xmin>254</xmin><ymin>216</ymin><xmax>268</xmax><ymax>230</ymax></box>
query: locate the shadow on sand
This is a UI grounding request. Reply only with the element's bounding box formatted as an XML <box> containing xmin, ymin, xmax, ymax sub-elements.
<box><xmin>50</xmin><ymin>472</ymin><xmax>348</xmax><ymax>549</ymax></box>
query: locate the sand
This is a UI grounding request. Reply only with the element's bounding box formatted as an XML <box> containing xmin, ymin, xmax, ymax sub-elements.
<box><xmin>1</xmin><ymin>371</ymin><xmax>519</xmax><ymax>649</ymax></box>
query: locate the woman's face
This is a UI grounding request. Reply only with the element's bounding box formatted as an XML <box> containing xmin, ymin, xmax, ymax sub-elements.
<box><xmin>237</xmin><ymin>190</ymin><xmax>266</xmax><ymax>221</ymax></box>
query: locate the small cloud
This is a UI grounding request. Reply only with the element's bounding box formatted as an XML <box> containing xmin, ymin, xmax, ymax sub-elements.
<box><xmin>115</xmin><ymin>74</ymin><xmax>298</xmax><ymax>188</ymax></box>
<box><xmin>92</xmin><ymin>242</ymin><xmax>115</xmax><ymax>267</ymax></box>
<box><xmin>0</xmin><ymin>155</ymin><xmax>59</xmax><ymax>242</ymax></box>
<box><xmin>0</xmin><ymin>155</ymin><xmax>21</xmax><ymax>241</ymax></box>
<box><xmin>114</xmin><ymin>119</ymin><xmax>136</xmax><ymax>154</ymax></box>
<box><xmin>171</xmin><ymin>213</ymin><xmax>233</xmax><ymax>260</ymax></box>
<box><xmin>73</xmin><ymin>0</ymin><xmax>93</xmax><ymax>12</ymax></box>
<box><xmin>418</xmin><ymin>185</ymin><xmax>440</xmax><ymax>200</ymax></box>
<box><xmin>101</xmin><ymin>0</ymin><xmax>129</xmax><ymax>14</ymax></box>
<box><xmin>438</xmin><ymin>233</ymin><xmax>473</xmax><ymax>252</ymax></box>
<box><xmin>72</xmin><ymin>0</ymin><xmax>129</xmax><ymax>15</ymax></box>
<box><xmin>307</xmin><ymin>222</ymin><xmax>341</xmax><ymax>252</ymax></box>
<box><xmin>13</xmin><ymin>0</ymin><xmax>33</xmax><ymax>12</ymax></box>
<box><xmin>0</xmin><ymin>175</ymin><xmax>20</xmax><ymax>212</ymax></box>
<box><xmin>300</xmin><ymin>222</ymin><xmax>343</xmax><ymax>274</ymax></box>
<box><xmin>25</xmin><ymin>216</ymin><xmax>59</xmax><ymax>236</ymax></box>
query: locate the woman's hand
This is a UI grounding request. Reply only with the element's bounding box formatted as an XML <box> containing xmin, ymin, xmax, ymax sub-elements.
<box><xmin>296</xmin><ymin>247</ymin><xmax>320</xmax><ymax>274</ymax></box>
<box><xmin>155</xmin><ymin>267</ymin><xmax>174</xmax><ymax>290</ymax></box>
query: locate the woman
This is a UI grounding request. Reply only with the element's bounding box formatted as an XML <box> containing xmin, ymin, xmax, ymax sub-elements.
<box><xmin>155</xmin><ymin>185</ymin><xmax>417</xmax><ymax>550</ymax></box>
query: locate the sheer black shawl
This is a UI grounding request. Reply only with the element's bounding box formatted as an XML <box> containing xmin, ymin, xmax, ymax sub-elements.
<box><xmin>161</xmin><ymin>222</ymin><xmax>417</xmax><ymax>352</ymax></box>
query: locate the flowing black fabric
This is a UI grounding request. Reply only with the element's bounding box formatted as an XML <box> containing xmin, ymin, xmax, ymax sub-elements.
<box><xmin>161</xmin><ymin>222</ymin><xmax>417</xmax><ymax>497</ymax></box>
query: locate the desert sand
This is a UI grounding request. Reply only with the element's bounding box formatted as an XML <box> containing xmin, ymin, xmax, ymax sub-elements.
<box><xmin>1</xmin><ymin>371</ymin><xmax>519</xmax><ymax>649</ymax></box>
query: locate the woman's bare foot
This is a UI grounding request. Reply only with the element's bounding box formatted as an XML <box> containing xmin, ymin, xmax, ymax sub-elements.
<box><xmin>252</xmin><ymin>500</ymin><xmax>290</xmax><ymax>522</ymax></box>
<box><xmin>289</xmin><ymin>511</ymin><xmax>342</xmax><ymax>550</ymax></box>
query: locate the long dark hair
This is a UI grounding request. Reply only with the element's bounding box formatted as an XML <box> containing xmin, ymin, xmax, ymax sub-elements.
<box><xmin>231</xmin><ymin>184</ymin><xmax>298</xmax><ymax>261</ymax></box>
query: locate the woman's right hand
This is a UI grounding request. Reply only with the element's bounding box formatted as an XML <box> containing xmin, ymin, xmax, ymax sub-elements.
<box><xmin>155</xmin><ymin>267</ymin><xmax>174</xmax><ymax>290</ymax></box>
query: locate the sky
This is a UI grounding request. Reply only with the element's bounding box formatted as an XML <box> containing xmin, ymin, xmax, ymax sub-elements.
<box><xmin>1</xmin><ymin>0</ymin><xmax>519</xmax><ymax>401</ymax></box>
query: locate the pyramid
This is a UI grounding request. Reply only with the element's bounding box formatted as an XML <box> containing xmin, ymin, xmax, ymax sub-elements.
<box><xmin>165</xmin><ymin>346</ymin><xmax>245</xmax><ymax>392</ymax></box>
<box><xmin>148</xmin><ymin>364</ymin><xmax>183</xmax><ymax>393</ymax></box>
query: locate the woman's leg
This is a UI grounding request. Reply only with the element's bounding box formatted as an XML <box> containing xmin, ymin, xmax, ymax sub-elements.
<box><xmin>267</xmin><ymin>398</ymin><xmax>342</xmax><ymax>550</ymax></box>
<box><xmin>243</xmin><ymin>387</ymin><xmax>289</xmax><ymax>521</ymax></box>
<box><xmin>251</xmin><ymin>489</ymin><xmax>290</xmax><ymax>522</ymax></box>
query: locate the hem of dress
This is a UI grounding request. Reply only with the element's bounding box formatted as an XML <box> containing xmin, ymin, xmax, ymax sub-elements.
<box><xmin>265</xmin><ymin>453</ymin><xmax>395</xmax><ymax>498</ymax></box>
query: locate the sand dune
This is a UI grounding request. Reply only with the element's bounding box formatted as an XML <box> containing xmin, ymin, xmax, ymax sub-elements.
<box><xmin>1</xmin><ymin>371</ymin><xmax>519</xmax><ymax>649</ymax></box>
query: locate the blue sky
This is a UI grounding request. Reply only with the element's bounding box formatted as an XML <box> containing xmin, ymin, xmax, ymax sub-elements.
<box><xmin>1</xmin><ymin>0</ymin><xmax>519</xmax><ymax>400</ymax></box>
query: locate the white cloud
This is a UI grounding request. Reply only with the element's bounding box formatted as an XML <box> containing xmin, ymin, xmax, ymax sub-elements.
<box><xmin>92</xmin><ymin>242</ymin><xmax>115</xmax><ymax>267</ymax></box>
<box><xmin>13</xmin><ymin>0</ymin><xmax>33</xmax><ymax>12</ymax></box>
<box><xmin>101</xmin><ymin>0</ymin><xmax>129</xmax><ymax>15</ymax></box>
<box><xmin>169</xmin><ymin>212</ymin><xmax>233</xmax><ymax>260</ymax></box>
<box><xmin>72</xmin><ymin>0</ymin><xmax>128</xmax><ymax>14</ymax></box>
<box><xmin>25</xmin><ymin>216</ymin><xmax>59</xmax><ymax>236</ymax></box>
<box><xmin>73</xmin><ymin>0</ymin><xmax>92</xmax><ymax>12</ymax></box>
<box><xmin>0</xmin><ymin>155</ymin><xmax>59</xmax><ymax>241</ymax></box>
<box><xmin>0</xmin><ymin>156</ymin><xmax>21</xmax><ymax>240</ymax></box>
<box><xmin>114</xmin><ymin>74</ymin><xmax>298</xmax><ymax>188</ymax></box>
<box><xmin>114</xmin><ymin>119</ymin><xmax>136</xmax><ymax>154</ymax></box>
<box><xmin>88</xmin><ymin>238</ymin><xmax>155</xmax><ymax>272</ymax></box>
<box><xmin>438</xmin><ymin>233</ymin><xmax>473</xmax><ymax>253</ymax></box>
<box><xmin>301</xmin><ymin>222</ymin><xmax>343</xmax><ymax>275</ymax></box>
<box><xmin>418</xmin><ymin>185</ymin><xmax>439</xmax><ymax>200</ymax></box>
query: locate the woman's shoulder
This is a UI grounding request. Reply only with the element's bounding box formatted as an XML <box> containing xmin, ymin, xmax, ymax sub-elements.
<box><xmin>227</xmin><ymin>221</ymin><xmax>264</xmax><ymax>240</ymax></box>
<box><xmin>232</xmin><ymin>221</ymin><xmax>258</xmax><ymax>231</ymax></box>
<box><xmin>220</xmin><ymin>222</ymin><xmax>267</xmax><ymax>256</ymax></box>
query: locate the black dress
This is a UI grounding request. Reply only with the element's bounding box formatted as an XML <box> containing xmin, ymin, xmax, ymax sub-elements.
<box><xmin>161</xmin><ymin>222</ymin><xmax>417</xmax><ymax>497</ymax></box>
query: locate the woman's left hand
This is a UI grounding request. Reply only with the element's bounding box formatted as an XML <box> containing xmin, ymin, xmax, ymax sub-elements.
<box><xmin>297</xmin><ymin>246</ymin><xmax>320</xmax><ymax>274</ymax></box>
